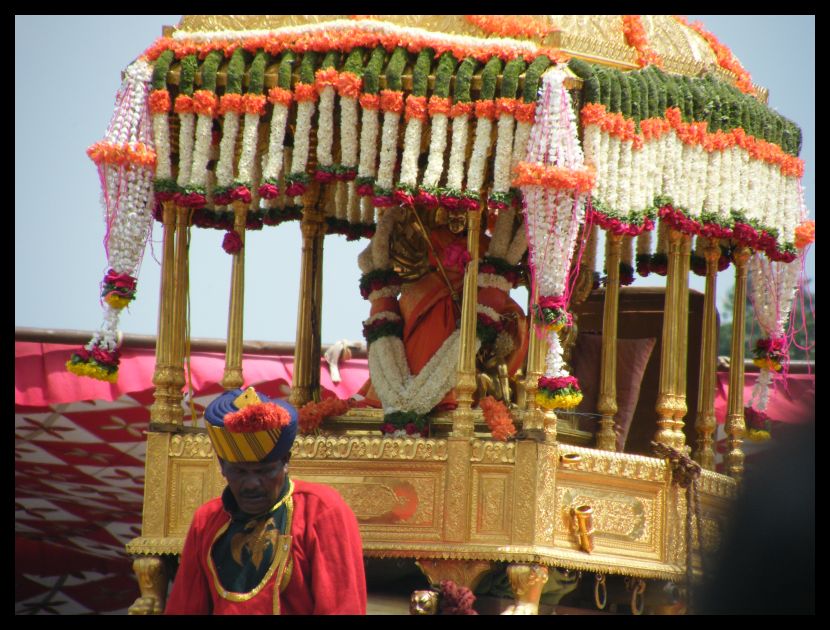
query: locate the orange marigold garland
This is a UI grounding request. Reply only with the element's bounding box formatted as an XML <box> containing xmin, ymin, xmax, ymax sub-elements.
<box><xmin>621</xmin><ymin>15</ymin><xmax>663</xmax><ymax>68</ymax></box>
<box><xmin>479</xmin><ymin>396</ymin><xmax>516</xmax><ymax>441</ymax></box>
<box><xmin>675</xmin><ymin>15</ymin><xmax>754</xmax><ymax>94</ymax></box>
<box><xmin>298</xmin><ymin>397</ymin><xmax>351</xmax><ymax>434</ymax></box>
<box><xmin>794</xmin><ymin>219</ymin><xmax>815</xmax><ymax>249</ymax></box>
<box><xmin>224</xmin><ymin>402</ymin><xmax>291</xmax><ymax>433</ymax></box>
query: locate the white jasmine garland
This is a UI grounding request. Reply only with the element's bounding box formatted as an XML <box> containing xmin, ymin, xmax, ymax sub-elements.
<box><xmin>367</xmin><ymin>286</ymin><xmax>401</xmax><ymax>301</ymax></box>
<box><xmin>152</xmin><ymin>113</ymin><xmax>171</xmax><ymax>180</ymax></box>
<box><xmin>518</xmin><ymin>68</ymin><xmax>590</xmax><ymax>381</ymax></box>
<box><xmin>594</xmin><ymin>126</ymin><xmax>610</xmax><ymax>205</ymax></box>
<box><xmin>335</xmin><ymin>181</ymin><xmax>348</xmax><ymax>221</ymax></box>
<box><xmin>488</xmin><ymin>207</ymin><xmax>516</xmax><ymax>259</ymax></box>
<box><xmin>504</xmin><ymin>215</ymin><xmax>528</xmax><ymax>266</ymax></box>
<box><xmin>215</xmin><ymin>111</ymin><xmax>240</xmax><ymax>187</ymax></box>
<box><xmin>357</xmin><ymin>107</ymin><xmax>380</xmax><ymax>180</ymax></box>
<box><xmin>376</xmin><ymin>109</ymin><xmax>401</xmax><ymax>191</ymax></box>
<box><xmin>371</xmin><ymin>206</ymin><xmax>403</xmax><ymax>269</ymax></box>
<box><xmin>704</xmin><ymin>147</ymin><xmax>721</xmax><ymax>216</ymax></box>
<box><xmin>421</xmin><ymin>113</ymin><xmax>449</xmax><ymax>188</ymax></box>
<box><xmin>364</xmin><ymin>311</ymin><xmax>402</xmax><ymax>327</ymax></box>
<box><xmin>477</xmin><ymin>304</ymin><xmax>501</xmax><ymax>322</ymax></box>
<box><xmin>262</xmin><ymin>102</ymin><xmax>290</xmax><ymax>183</ymax></box>
<box><xmin>237</xmin><ymin>112</ymin><xmax>260</xmax><ymax>185</ymax></box>
<box><xmin>357</xmin><ymin>243</ymin><xmax>375</xmax><ymax>274</ymax></box>
<box><xmin>84</xmin><ymin>59</ymin><xmax>156</xmax><ymax>368</ymax></box>
<box><xmin>629</xmin><ymin>140</ymin><xmax>643</xmax><ymax>215</ymax></box>
<box><xmin>617</xmin><ymin>138</ymin><xmax>633</xmax><ymax>215</ymax></box>
<box><xmin>466</xmin><ymin>115</ymin><xmax>494</xmax><ymax>193</ymax></box>
<box><xmin>621</xmin><ymin>235</ymin><xmax>634</xmax><ymax>268</ymax></box>
<box><xmin>360</xmin><ymin>196</ymin><xmax>375</xmax><ymax>225</ymax></box>
<box><xmin>399</xmin><ymin>116</ymin><xmax>423</xmax><ymax>186</ymax></box>
<box><xmin>636</xmin><ymin>228</ymin><xmax>652</xmax><ymax>258</ymax></box>
<box><xmin>340</xmin><ymin>97</ymin><xmax>359</xmax><ymax>169</ymax></box>
<box><xmin>347</xmin><ymin>184</ymin><xmax>361</xmax><ymax>225</ymax></box>
<box><xmin>478</xmin><ymin>273</ymin><xmax>513</xmax><ymax>293</ymax></box>
<box><xmin>510</xmin><ymin>121</ymin><xmax>533</xmax><ymax>174</ymax></box>
<box><xmin>581</xmin><ymin>124</ymin><xmax>601</xmax><ymax>195</ymax></box>
<box><xmin>605</xmin><ymin>135</ymin><xmax>622</xmax><ymax>211</ymax></box>
<box><xmin>446</xmin><ymin>113</ymin><xmax>470</xmax><ymax>190</ymax></box>
<box><xmin>189</xmin><ymin>113</ymin><xmax>214</xmax><ymax>189</ymax></box>
<box><xmin>316</xmin><ymin>86</ymin><xmax>336</xmax><ymax>169</ymax></box>
<box><xmin>289</xmin><ymin>100</ymin><xmax>316</xmax><ymax>178</ymax></box>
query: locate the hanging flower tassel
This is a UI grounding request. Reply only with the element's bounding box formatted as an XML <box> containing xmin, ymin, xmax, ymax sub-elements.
<box><xmin>396</xmin><ymin>94</ymin><xmax>427</xmax><ymax>206</ymax></box>
<box><xmin>516</xmin><ymin>66</ymin><xmax>593</xmax><ymax>410</ymax></box>
<box><xmin>479</xmin><ymin>396</ymin><xmax>517</xmax><ymax>441</ymax></box>
<box><xmin>70</xmin><ymin>59</ymin><xmax>156</xmax><ymax>382</ymax></box>
<box><xmin>337</xmin><ymin>68</ymin><xmax>362</xmax><ymax>227</ymax></box>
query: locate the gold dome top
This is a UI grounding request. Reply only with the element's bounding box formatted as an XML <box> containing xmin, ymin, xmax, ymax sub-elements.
<box><xmin>172</xmin><ymin>15</ymin><xmax>765</xmax><ymax>100</ymax></box>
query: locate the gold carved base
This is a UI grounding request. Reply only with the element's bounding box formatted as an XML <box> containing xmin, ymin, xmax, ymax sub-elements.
<box><xmin>128</xmin><ymin>556</ymin><xmax>169</xmax><ymax>615</ymax></box>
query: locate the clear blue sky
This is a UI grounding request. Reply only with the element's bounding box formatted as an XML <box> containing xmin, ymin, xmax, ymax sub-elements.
<box><xmin>15</xmin><ymin>15</ymin><xmax>814</xmax><ymax>345</ymax></box>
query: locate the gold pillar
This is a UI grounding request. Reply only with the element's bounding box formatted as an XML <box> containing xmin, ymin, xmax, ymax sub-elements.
<box><xmin>150</xmin><ymin>201</ymin><xmax>180</xmax><ymax>425</ymax></box>
<box><xmin>672</xmin><ymin>234</ymin><xmax>692</xmax><ymax>450</ymax></box>
<box><xmin>596</xmin><ymin>233</ymin><xmax>622</xmax><ymax>451</ymax></box>
<box><xmin>221</xmin><ymin>201</ymin><xmax>248</xmax><ymax>390</ymax></box>
<box><xmin>725</xmin><ymin>246</ymin><xmax>751</xmax><ymax>479</ymax></box>
<box><xmin>451</xmin><ymin>205</ymin><xmax>482</xmax><ymax>438</ymax></box>
<box><xmin>694</xmin><ymin>238</ymin><xmax>720</xmax><ymax>470</ymax></box>
<box><xmin>289</xmin><ymin>182</ymin><xmax>325</xmax><ymax>408</ymax></box>
<box><xmin>654</xmin><ymin>228</ymin><xmax>683</xmax><ymax>447</ymax></box>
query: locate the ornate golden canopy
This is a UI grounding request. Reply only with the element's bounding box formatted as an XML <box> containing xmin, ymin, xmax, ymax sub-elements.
<box><xmin>172</xmin><ymin>15</ymin><xmax>766</xmax><ymax>100</ymax></box>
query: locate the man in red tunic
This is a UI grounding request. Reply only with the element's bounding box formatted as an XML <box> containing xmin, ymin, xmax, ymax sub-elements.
<box><xmin>165</xmin><ymin>386</ymin><xmax>367</xmax><ymax>615</ymax></box>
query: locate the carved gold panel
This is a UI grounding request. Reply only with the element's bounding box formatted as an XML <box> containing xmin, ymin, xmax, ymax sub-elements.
<box><xmin>555</xmin><ymin>471</ymin><xmax>665</xmax><ymax>562</ymax></box>
<box><xmin>470</xmin><ymin>466</ymin><xmax>513</xmax><ymax>542</ymax></box>
<box><xmin>291</xmin><ymin>460</ymin><xmax>446</xmax><ymax>543</ymax></box>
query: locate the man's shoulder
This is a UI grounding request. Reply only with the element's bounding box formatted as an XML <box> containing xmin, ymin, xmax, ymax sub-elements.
<box><xmin>191</xmin><ymin>496</ymin><xmax>226</xmax><ymax>523</ymax></box>
<box><xmin>292</xmin><ymin>479</ymin><xmax>351</xmax><ymax>511</ymax></box>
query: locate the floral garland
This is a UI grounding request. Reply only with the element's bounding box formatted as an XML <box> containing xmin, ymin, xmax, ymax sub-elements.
<box><xmin>232</xmin><ymin>51</ymin><xmax>268</xmax><ymax>206</ymax></box>
<box><xmin>479</xmin><ymin>396</ymin><xmax>517</xmax><ymax>441</ymax></box>
<box><xmin>286</xmin><ymin>52</ymin><xmax>319</xmax><ymax>198</ymax></box>
<box><xmin>298</xmin><ymin>397</ymin><xmax>351</xmax><ymax>434</ymax></box>
<box><xmin>745</xmin><ymin>242</ymin><xmax>803</xmax><ymax>440</ymax></box>
<box><xmin>395</xmin><ymin>49</ymin><xmax>433</xmax><ymax>206</ymax></box>
<box><xmin>380</xmin><ymin>411</ymin><xmax>429</xmax><ymax>438</ymax></box>
<box><xmin>621</xmin><ymin>15</ymin><xmax>663</xmax><ymax>68</ymax></box>
<box><xmin>359</xmin><ymin>208</ymin><xmax>468</xmax><ymax>424</ymax></box>
<box><xmin>373</xmin><ymin>47</ymin><xmax>407</xmax><ymax>207</ymax></box>
<box><xmin>516</xmin><ymin>67</ymin><xmax>592</xmax><ymax>411</ymax></box>
<box><xmin>464</xmin><ymin>14</ymin><xmax>558</xmax><ymax>40</ymax></box>
<box><xmin>69</xmin><ymin>59</ymin><xmax>156</xmax><ymax>382</ymax></box>
<box><xmin>488</xmin><ymin>57</ymin><xmax>526</xmax><ymax>211</ymax></box>
<box><xmin>182</xmin><ymin>51</ymin><xmax>223</xmax><ymax>208</ymax></box>
<box><xmin>314</xmin><ymin>61</ymin><xmax>340</xmax><ymax>184</ymax></box>
<box><xmin>537</xmin><ymin>374</ymin><xmax>583</xmax><ymax>410</ymax></box>
<box><xmin>441</xmin><ymin>57</ymin><xmax>477</xmax><ymax>210</ymax></box>
<box><xmin>356</xmin><ymin>46</ymin><xmax>386</xmax><ymax>230</ymax></box>
<box><xmin>419</xmin><ymin>52</ymin><xmax>457</xmax><ymax>207</ymax></box>
<box><xmin>464</xmin><ymin>57</ymin><xmax>502</xmax><ymax>210</ymax></box>
<box><xmin>147</xmin><ymin>17</ymin><xmax>570</xmax><ymax>66</ymax></box>
<box><xmin>260</xmin><ymin>52</ymin><xmax>296</xmax><ymax>203</ymax></box>
<box><xmin>673</xmin><ymin>15</ymin><xmax>754</xmax><ymax>94</ymax></box>
<box><xmin>579</xmin><ymin>97</ymin><xmax>803</xmax><ymax>259</ymax></box>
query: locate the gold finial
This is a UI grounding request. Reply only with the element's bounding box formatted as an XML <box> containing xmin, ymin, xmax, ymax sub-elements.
<box><xmin>233</xmin><ymin>386</ymin><xmax>261</xmax><ymax>409</ymax></box>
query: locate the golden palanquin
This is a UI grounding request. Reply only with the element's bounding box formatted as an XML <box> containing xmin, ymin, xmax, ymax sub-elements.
<box><xmin>86</xmin><ymin>15</ymin><xmax>811</xmax><ymax>614</ymax></box>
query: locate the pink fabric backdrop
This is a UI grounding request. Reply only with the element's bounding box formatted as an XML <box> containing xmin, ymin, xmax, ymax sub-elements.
<box><xmin>15</xmin><ymin>342</ymin><xmax>369</xmax><ymax>407</ymax></box>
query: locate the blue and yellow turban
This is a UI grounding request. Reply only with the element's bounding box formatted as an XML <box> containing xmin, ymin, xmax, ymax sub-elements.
<box><xmin>204</xmin><ymin>387</ymin><xmax>298</xmax><ymax>463</ymax></box>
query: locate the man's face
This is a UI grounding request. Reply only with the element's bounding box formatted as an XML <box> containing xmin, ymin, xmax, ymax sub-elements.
<box><xmin>220</xmin><ymin>458</ymin><xmax>288</xmax><ymax>516</ymax></box>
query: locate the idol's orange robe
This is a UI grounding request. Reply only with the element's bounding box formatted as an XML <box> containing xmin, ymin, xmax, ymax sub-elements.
<box><xmin>165</xmin><ymin>479</ymin><xmax>367</xmax><ymax>615</ymax></box>
<box><xmin>360</xmin><ymin>228</ymin><xmax>528</xmax><ymax>410</ymax></box>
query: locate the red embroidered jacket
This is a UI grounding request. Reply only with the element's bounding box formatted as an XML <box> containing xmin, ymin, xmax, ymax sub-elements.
<box><xmin>165</xmin><ymin>479</ymin><xmax>367</xmax><ymax>614</ymax></box>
